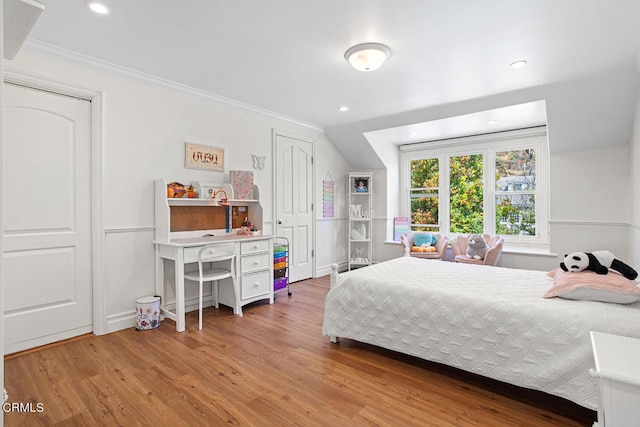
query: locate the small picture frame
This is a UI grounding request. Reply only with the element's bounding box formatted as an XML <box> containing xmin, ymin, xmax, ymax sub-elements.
<box><xmin>354</xmin><ymin>177</ymin><xmax>369</xmax><ymax>193</ymax></box>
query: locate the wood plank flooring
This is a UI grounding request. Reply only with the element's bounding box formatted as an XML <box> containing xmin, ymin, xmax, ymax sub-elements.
<box><xmin>4</xmin><ymin>275</ymin><xmax>596</xmax><ymax>426</ymax></box>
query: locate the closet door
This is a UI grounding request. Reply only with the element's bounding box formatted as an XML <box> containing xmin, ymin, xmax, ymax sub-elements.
<box><xmin>3</xmin><ymin>83</ymin><xmax>93</xmax><ymax>354</ymax></box>
<box><xmin>274</xmin><ymin>131</ymin><xmax>314</xmax><ymax>282</ymax></box>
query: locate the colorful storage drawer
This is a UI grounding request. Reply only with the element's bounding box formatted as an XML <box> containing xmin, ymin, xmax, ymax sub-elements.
<box><xmin>274</xmin><ymin>277</ymin><xmax>288</xmax><ymax>291</ymax></box>
<box><xmin>273</xmin><ymin>237</ymin><xmax>290</xmax><ymax>296</ymax></box>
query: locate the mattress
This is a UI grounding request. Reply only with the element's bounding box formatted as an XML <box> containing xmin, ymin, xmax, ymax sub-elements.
<box><xmin>322</xmin><ymin>257</ymin><xmax>640</xmax><ymax>410</ymax></box>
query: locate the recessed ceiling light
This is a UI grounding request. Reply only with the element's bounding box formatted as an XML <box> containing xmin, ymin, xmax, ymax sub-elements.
<box><xmin>487</xmin><ymin>119</ymin><xmax>498</xmax><ymax>125</ymax></box>
<box><xmin>510</xmin><ymin>60</ymin><xmax>527</xmax><ymax>69</ymax></box>
<box><xmin>88</xmin><ymin>2</ymin><xmax>110</xmax><ymax>15</ymax></box>
<box><xmin>339</xmin><ymin>106</ymin><xmax>349</xmax><ymax>112</ymax></box>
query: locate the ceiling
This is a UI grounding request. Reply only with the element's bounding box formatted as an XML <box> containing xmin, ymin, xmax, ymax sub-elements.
<box><xmin>13</xmin><ymin>0</ymin><xmax>640</xmax><ymax>167</ymax></box>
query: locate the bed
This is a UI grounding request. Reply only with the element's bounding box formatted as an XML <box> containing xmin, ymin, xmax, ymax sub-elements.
<box><xmin>322</xmin><ymin>256</ymin><xmax>640</xmax><ymax>410</ymax></box>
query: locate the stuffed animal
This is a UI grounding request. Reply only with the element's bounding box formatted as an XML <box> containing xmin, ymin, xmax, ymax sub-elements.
<box><xmin>412</xmin><ymin>232</ymin><xmax>437</xmax><ymax>253</ymax></box>
<box><xmin>411</xmin><ymin>244</ymin><xmax>436</xmax><ymax>253</ymax></box>
<box><xmin>466</xmin><ymin>234</ymin><xmax>487</xmax><ymax>260</ymax></box>
<box><xmin>560</xmin><ymin>251</ymin><xmax>638</xmax><ymax>280</ymax></box>
<box><xmin>413</xmin><ymin>232</ymin><xmax>437</xmax><ymax>247</ymax></box>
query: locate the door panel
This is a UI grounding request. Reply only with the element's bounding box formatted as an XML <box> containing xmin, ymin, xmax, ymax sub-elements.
<box><xmin>3</xmin><ymin>84</ymin><xmax>93</xmax><ymax>354</ymax></box>
<box><xmin>275</xmin><ymin>133</ymin><xmax>313</xmax><ymax>282</ymax></box>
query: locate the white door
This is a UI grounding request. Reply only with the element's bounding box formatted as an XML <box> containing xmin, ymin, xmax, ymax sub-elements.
<box><xmin>3</xmin><ymin>83</ymin><xmax>93</xmax><ymax>354</ymax></box>
<box><xmin>274</xmin><ymin>132</ymin><xmax>313</xmax><ymax>282</ymax></box>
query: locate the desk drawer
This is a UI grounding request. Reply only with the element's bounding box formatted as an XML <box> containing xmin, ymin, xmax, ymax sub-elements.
<box><xmin>183</xmin><ymin>246</ymin><xmax>201</xmax><ymax>262</ymax></box>
<box><xmin>241</xmin><ymin>253</ymin><xmax>271</xmax><ymax>273</ymax></box>
<box><xmin>183</xmin><ymin>243</ymin><xmax>237</xmax><ymax>263</ymax></box>
<box><xmin>241</xmin><ymin>270</ymin><xmax>270</xmax><ymax>299</ymax></box>
<box><xmin>240</xmin><ymin>239</ymin><xmax>270</xmax><ymax>255</ymax></box>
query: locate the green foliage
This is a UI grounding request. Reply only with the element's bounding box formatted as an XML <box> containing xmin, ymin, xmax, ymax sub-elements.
<box><xmin>410</xmin><ymin>159</ymin><xmax>439</xmax><ymax>227</ymax></box>
<box><xmin>449</xmin><ymin>155</ymin><xmax>483</xmax><ymax>233</ymax></box>
<box><xmin>409</xmin><ymin>151</ymin><xmax>536</xmax><ymax>236</ymax></box>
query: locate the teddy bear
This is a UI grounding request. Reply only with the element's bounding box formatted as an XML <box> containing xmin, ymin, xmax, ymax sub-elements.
<box><xmin>560</xmin><ymin>250</ymin><xmax>638</xmax><ymax>280</ymax></box>
<box><xmin>466</xmin><ymin>234</ymin><xmax>487</xmax><ymax>259</ymax></box>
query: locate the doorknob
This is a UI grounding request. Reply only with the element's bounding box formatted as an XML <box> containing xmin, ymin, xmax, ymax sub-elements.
<box><xmin>277</xmin><ymin>220</ymin><xmax>282</xmax><ymax>224</ymax></box>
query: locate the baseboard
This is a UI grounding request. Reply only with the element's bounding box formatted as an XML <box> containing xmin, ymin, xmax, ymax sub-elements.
<box><xmin>106</xmin><ymin>296</ymin><xmax>217</xmax><ymax>333</ymax></box>
<box><xmin>316</xmin><ymin>262</ymin><xmax>348</xmax><ymax>277</ymax></box>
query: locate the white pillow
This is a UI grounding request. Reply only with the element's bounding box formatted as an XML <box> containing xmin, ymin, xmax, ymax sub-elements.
<box><xmin>544</xmin><ymin>269</ymin><xmax>640</xmax><ymax>304</ymax></box>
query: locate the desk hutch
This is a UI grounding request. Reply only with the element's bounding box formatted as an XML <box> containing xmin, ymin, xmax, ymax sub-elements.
<box><xmin>154</xmin><ymin>179</ymin><xmax>274</xmax><ymax>332</ymax></box>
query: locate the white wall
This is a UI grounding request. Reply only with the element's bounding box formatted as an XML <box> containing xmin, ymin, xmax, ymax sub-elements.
<box><xmin>3</xmin><ymin>50</ymin><xmax>350</xmax><ymax>333</ymax></box>
<box><xmin>629</xmin><ymin>72</ymin><xmax>640</xmax><ymax>268</ymax></box>
<box><xmin>314</xmin><ymin>131</ymin><xmax>351</xmax><ymax>275</ymax></box>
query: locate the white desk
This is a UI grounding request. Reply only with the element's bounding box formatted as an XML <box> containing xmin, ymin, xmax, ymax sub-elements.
<box><xmin>154</xmin><ymin>234</ymin><xmax>273</xmax><ymax>332</ymax></box>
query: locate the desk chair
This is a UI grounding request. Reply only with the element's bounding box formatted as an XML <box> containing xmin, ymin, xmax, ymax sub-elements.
<box><xmin>184</xmin><ymin>243</ymin><xmax>237</xmax><ymax>330</ymax></box>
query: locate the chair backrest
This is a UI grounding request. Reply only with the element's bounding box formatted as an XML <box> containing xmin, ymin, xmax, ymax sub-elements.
<box><xmin>483</xmin><ymin>236</ymin><xmax>504</xmax><ymax>266</ymax></box>
<box><xmin>400</xmin><ymin>233</ymin><xmax>413</xmax><ymax>250</ymax></box>
<box><xmin>451</xmin><ymin>234</ymin><xmax>504</xmax><ymax>265</ymax></box>
<box><xmin>451</xmin><ymin>235</ymin><xmax>468</xmax><ymax>257</ymax></box>
<box><xmin>197</xmin><ymin>243</ymin><xmax>236</xmax><ymax>269</ymax></box>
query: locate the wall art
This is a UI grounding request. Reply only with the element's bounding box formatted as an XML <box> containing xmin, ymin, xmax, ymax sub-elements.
<box><xmin>185</xmin><ymin>142</ymin><xmax>224</xmax><ymax>171</ymax></box>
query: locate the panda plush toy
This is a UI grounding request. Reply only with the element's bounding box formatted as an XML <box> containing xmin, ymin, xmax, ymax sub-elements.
<box><xmin>560</xmin><ymin>250</ymin><xmax>638</xmax><ymax>280</ymax></box>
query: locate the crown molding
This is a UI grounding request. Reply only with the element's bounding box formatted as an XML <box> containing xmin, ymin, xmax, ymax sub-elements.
<box><xmin>21</xmin><ymin>39</ymin><xmax>324</xmax><ymax>132</ymax></box>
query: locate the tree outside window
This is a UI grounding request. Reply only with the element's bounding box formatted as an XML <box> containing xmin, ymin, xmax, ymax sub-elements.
<box><xmin>409</xmin><ymin>158</ymin><xmax>439</xmax><ymax>232</ymax></box>
<box><xmin>449</xmin><ymin>154</ymin><xmax>483</xmax><ymax>233</ymax></box>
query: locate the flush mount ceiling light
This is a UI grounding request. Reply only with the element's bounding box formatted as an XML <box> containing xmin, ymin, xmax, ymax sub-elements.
<box><xmin>345</xmin><ymin>43</ymin><xmax>391</xmax><ymax>72</ymax></box>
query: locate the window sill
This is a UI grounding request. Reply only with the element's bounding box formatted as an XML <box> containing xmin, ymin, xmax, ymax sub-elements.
<box><xmin>385</xmin><ymin>240</ymin><xmax>555</xmax><ymax>257</ymax></box>
<box><xmin>502</xmin><ymin>244</ymin><xmax>556</xmax><ymax>258</ymax></box>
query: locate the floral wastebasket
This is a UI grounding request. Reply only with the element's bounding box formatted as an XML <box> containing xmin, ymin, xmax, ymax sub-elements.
<box><xmin>136</xmin><ymin>296</ymin><xmax>161</xmax><ymax>330</ymax></box>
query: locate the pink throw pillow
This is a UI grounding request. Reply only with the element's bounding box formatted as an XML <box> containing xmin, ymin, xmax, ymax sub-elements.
<box><xmin>544</xmin><ymin>268</ymin><xmax>640</xmax><ymax>304</ymax></box>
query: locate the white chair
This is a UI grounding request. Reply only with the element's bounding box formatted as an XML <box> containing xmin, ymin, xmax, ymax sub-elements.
<box><xmin>184</xmin><ymin>243</ymin><xmax>238</xmax><ymax>330</ymax></box>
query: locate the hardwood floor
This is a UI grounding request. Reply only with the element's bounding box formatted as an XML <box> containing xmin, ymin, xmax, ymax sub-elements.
<box><xmin>4</xmin><ymin>275</ymin><xmax>596</xmax><ymax>426</ymax></box>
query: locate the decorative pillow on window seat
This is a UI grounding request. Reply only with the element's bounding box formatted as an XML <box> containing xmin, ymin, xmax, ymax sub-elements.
<box><xmin>544</xmin><ymin>268</ymin><xmax>640</xmax><ymax>304</ymax></box>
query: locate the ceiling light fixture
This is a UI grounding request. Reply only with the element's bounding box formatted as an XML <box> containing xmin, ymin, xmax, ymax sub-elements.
<box><xmin>345</xmin><ymin>43</ymin><xmax>390</xmax><ymax>72</ymax></box>
<box><xmin>510</xmin><ymin>59</ymin><xmax>527</xmax><ymax>69</ymax></box>
<box><xmin>88</xmin><ymin>2</ymin><xmax>110</xmax><ymax>15</ymax></box>
<box><xmin>487</xmin><ymin>119</ymin><xmax>498</xmax><ymax>125</ymax></box>
<box><xmin>339</xmin><ymin>106</ymin><xmax>349</xmax><ymax>112</ymax></box>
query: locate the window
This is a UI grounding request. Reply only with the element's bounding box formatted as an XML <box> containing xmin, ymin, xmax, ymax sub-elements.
<box><xmin>400</xmin><ymin>128</ymin><xmax>549</xmax><ymax>246</ymax></box>
<box><xmin>409</xmin><ymin>158</ymin><xmax>439</xmax><ymax>232</ymax></box>
<box><xmin>449</xmin><ymin>154</ymin><xmax>483</xmax><ymax>233</ymax></box>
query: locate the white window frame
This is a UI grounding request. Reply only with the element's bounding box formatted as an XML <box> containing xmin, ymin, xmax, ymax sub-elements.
<box><xmin>400</xmin><ymin>127</ymin><xmax>549</xmax><ymax>248</ymax></box>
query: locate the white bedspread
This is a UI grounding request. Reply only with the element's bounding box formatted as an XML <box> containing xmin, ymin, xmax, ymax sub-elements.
<box><xmin>322</xmin><ymin>257</ymin><xmax>640</xmax><ymax>410</ymax></box>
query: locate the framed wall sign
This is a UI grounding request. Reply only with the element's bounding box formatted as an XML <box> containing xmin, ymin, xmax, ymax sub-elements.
<box><xmin>185</xmin><ymin>142</ymin><xmax>224</xmax><ymax>171</ymax></box>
